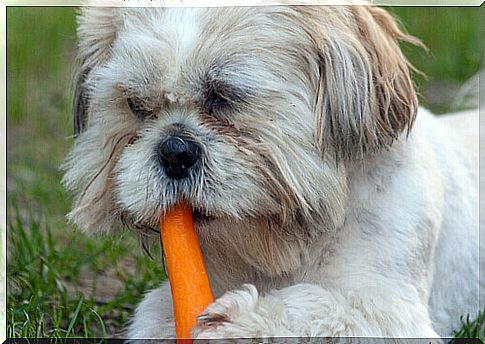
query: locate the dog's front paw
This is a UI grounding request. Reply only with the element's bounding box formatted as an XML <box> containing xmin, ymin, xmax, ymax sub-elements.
<box><xmin>193</xmin><ymin>284</ymin><xmax>286</xmax><ymax>339</ymax></box>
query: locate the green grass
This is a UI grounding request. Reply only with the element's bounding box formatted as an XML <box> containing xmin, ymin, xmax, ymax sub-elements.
<box><xmin>7</xmin><ymin>203</ymin><xmax>165</xmax><ymax>338</ymax></box>
<box><xmin>453</xmin><ymin>311</ymin><xmax>485</xmax><ymax>340</ymax></box>
<box><xmin>6</xmin><ymin>6</ymin><xmax>483</xmax><ymax>339</ymax></box>
<box><xmin>392</xmin><ymin>7</ymin><xmax>482</xmax><ymax>82</ymax></box>
<box><xmin>390</xmin><ymin>7</ymin><xmax>482</xmax><ymax>113</ymax></box>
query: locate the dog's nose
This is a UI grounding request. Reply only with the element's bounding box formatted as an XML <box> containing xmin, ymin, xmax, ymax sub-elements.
<box><xmin>158</xmin><ymin>136</ymin><xmax>201</xmax><ymax>179</ymax></box>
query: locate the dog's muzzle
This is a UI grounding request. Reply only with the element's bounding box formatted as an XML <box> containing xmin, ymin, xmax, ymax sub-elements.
<box><xmin>157</xmin><ymin>136</ymin><xmax>201</xmax><ymax>179</ymax></box>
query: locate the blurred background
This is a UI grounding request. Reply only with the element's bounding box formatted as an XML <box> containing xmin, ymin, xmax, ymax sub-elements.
<box><xmin>6</xmin><ymin>6</ymin><xmax>483</xmax><ymax>338</ymax></box>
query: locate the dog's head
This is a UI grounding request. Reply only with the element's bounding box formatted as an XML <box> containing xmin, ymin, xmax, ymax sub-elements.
<box><xmin>63</xmin><ymin>5</ymin><xmax>419</xmax><ymax>241</ymax></box>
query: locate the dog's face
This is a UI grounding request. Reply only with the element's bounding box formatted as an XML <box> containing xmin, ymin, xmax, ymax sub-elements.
<box><xmin>63</xmin><ymin>5</ymin><xmax>418</xmax><ymax>243</ymax></box>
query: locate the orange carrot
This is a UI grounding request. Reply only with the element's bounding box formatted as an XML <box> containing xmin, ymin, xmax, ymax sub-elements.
<box><xmin>160</xmin><ymin>202</ymin><xmax>214</xmax><ymax>339</ymax></box>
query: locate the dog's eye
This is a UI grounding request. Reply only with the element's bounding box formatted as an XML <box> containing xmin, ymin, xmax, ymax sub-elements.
<box><xmin>207</xmin><ymin>95</ymin><xmax>228</xmax><ymax>115</ymax></box>
<box><xmin>127</xmin><ymin>97</ymin><xmax>153</xmax><ymax>119</ymax></box>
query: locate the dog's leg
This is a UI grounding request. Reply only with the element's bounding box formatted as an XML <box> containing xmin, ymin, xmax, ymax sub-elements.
<box><xmin>126</xmin><ymin>281</ymin><xmax>175</xmax><ymax>339</ymax></box>
<box><xmin>192</xmin><ymin>283</ymin><xmax>440</xmax><ymax>338</ymax></box>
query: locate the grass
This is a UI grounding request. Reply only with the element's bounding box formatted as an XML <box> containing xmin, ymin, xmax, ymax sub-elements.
<box><xmin>453</xmin><ymin>311</ymin><xmax>485</xmax><ymax>340</ymax></box>
<box><xmin>7</xmin><ymin>204</ymin><xmax>165</xmax><ymax>338</ymax></box>
<box><xmin>392</xmin><ymin>7</ymin><xmax>482</xmax><ymax>82</ymax></box>
<box><xmin>390</xmin><ymin>7</ymin><xmax>482</xmax><ymax>113</ymax></box>
<box><xmin>6</xmin><ymin>6</ymin><xmax>483</xmax><ymax>339</ymax></box>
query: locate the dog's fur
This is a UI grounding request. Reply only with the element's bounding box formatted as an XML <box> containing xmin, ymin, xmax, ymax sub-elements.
<box><xmin>63</xmin><ymin>3</ymin><xmax>480</xmax><ymax>338</ymax></box>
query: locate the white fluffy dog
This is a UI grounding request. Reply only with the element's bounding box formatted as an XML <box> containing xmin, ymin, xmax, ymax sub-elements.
<box><xmin>63</xmin><ymin>3</ymin><xmax>480</xmax><ymax>339</ymax></box>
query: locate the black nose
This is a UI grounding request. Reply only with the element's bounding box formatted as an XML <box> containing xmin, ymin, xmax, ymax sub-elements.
<box><xmin>158</xmin><ymin>136</ymin><xmax>201</xmax><ymax>179</ymax></box>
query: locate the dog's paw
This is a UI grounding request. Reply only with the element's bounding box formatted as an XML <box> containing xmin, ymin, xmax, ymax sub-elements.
<box><xmin>192</xmin><ymin>284</ymin><xmax>281</xmax><ymax>339</ymax></box>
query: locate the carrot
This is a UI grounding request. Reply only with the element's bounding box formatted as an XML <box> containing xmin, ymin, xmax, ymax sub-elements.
<box><xmin>160</xmin><ymin>202</ymin><xmax>214</xmax><ymax>339</ymax></box>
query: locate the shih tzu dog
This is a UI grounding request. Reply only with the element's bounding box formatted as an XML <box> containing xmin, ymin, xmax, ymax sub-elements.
<box><xmin>62</xmin><ymin>1</ymin><xmax>480</xmax><ymax>339</ymax></box>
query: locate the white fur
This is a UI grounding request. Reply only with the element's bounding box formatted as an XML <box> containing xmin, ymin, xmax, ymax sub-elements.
<box><xmin>64</xmin><ymin>5</ymin><xmax>480</xmax><ymax>339</ymax></box>
<box><xmin>127</xmin><ymin>108</ymin><xmax>479</xmax><ymax>339</ymax></box>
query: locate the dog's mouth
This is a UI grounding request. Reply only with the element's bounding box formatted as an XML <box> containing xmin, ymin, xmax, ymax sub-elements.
<box><xmin>192</xmin><ymin>209</ymin><xmax>217</xmax><ymax>224</ymax></box>
<box><xmin>135</xmin><ymin>209</ymin><xmax>214</xmax><ymax>238</ymax></box>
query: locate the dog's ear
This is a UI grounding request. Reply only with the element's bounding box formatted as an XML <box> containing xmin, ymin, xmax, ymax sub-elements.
<box><xmin>312</xmin><ymin>6</ymin><xmax>423</xmax><ymax>160</ymax></box>
<box><xmin>73</xmin><ymin>5</ymin><xmax>119</xmax><ymax>136</ymax></box>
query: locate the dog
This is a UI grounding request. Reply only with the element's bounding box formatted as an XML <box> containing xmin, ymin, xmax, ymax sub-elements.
<box><xmin>62</xmin><ymin>2</ymin><xmax>480</xmax><ymax>339</ymax></box>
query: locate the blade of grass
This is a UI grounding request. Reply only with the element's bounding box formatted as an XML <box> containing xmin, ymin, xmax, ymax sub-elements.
<box><xmin>65</xmin><ymin>296</ymin><xmax>83</xmax><ymax>338</ymax></box>
<box><xmin>90</xmin><ymin>307</ymin><xmax>107</xmax><ymax>339</ymax></box>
